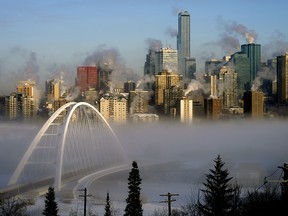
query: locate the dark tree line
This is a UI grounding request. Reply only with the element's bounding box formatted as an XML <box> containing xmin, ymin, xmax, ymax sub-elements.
<box><xmin>176</xmin><ymin>155</ymin><xmax>287</xmax><ymax>216</ymax></box>
<box><xmin>1</xmin><ymin>158</ymin><xmax>286</xmax><ymax>216</ymax></box>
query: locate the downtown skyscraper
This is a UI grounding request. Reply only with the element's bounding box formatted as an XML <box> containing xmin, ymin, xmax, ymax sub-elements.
<box><xmin>177</xmin><ymin>11</ymin><xmax>195</xmax><ymax>79</ymax></box>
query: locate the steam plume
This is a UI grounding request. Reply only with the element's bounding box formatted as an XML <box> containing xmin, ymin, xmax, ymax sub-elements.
<box><xmin>251</xmin><ymin>67</ymin><xmax>276</xmax><ymax>91</ymax></box>
<box><xmin>224</xmin><ymin>20</ymin><xmax>258</xmax><ymax>44</ymax></box>
<box><xmin>65</xmin><ymin>86</ymin><xmax>80</xmax><ymax>101</ymax></box>
<box><xmin>84</xmin><ymin>45</ymin><xmax>121</xmax><ymax>69</ymax></box>
<box><xmin>218</xmin><ymin>33</ymin><xmax>240</xmax><ymax>54</ymax></box>
<box><xmin>262</xmin><ymin>31</ymin><xmax>288</xmax><ymax>59</ymax></box>
<box><xmin>23</xmin><ymin>52</ymin><xmax>40</xmax><ymax>82</ymax></box>
<box><xmin>165</xmin><ymin>26</ymin><xmax>178</xmax><ymax>38</ymax></box>
<box><xmin>136</xmin><ymin>74</ymin><xmax>155</xmax><ymax>89</ymax></box>
<box><xmin>84</xmin><ymin>45</ymin><xmax>140</xmax><ymax>90</ymax></box>
<box><xmin>172</xmin><ymin>6</ymin><xmax>182</xmax><ymax>16</ymax></box>
<box><xmin>184</xmin><ymin>79</ymin><xmax>204</xmax><ymax>96</ymax></box>
<box><xmin>145</xmin><ymin>38</ymin><xmax>162</xmax><ymax>51</ymax></box>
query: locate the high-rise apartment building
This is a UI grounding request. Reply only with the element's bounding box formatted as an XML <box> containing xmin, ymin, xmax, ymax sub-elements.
<box><xmin>155</xmin><ymin>71</ymin><xmax>183</xmax><ymax>107</ymax></box>
<box><xmin>97</xmin><ymin>66</ymin><xmax>112</xmax><ymax>92</ymax></box>
<box><xmin>5</xmin><ymin>92</ymin><xmax>36</xmax><ymax>120</ymax></box>
<box><xmin>177</xmin><ymin>11</ymin><xmax>190</xmax><ymax>78</ymax></box>
<box><xmin>219</xmin><ymin>66</ymin><xmax>238</xmax><ymax>108</ymax></box>
<box><xmin>163</xmin><ymin>86</ymin><xmax>183</xmax><ymax>115</ymax></box>
<box><xmin>243</xmin><ymin>90</ymin><xmax>264</xmax><ymax>118</ymax></box>
<box><xmin>22</xmin><ymin>96</ymin><xmax>36</xmax><ymax>120</ymax></box>
<box><xmin>277</xmin><ymin>54</ymin><xmax>288</xmax><ymax>104</ymax></box>
<box><xmin>204</xmin><ymin>97</ymin><xmax>221</xmax><ymax>120</ymax></box>
<box><xmin>77</xmin><ymin>66</ymin><xmax>97</xmax><ymax>93</ymax></box>
<box><xmin>5</xmin><ymin>93</ymin><xmax>23</xmax><ymax>120</ymax></box>
<box><xmin>17</xmin><ymin>80</ymin><xmax>36</xmax><ymax>97</ymax></box>
<box><xmin>241</xmin><ymin>43</ymin><xmax>261</xmax><ymax>85</ymax></box>
<box><xmin>129</xmin><ymin>90</ymin><xmax>149</xmax><ymax>114</ymax></box>
<box><xmin>99</xmin><ymin>94</ymin><xmax>128</xmax><ymax>124</ymax></box>
<box><xmin>210</xmin><ymin>75</ymin><xmax>217</xmax><ymax>98</ymax></box>
<box><xmin>45</xmin><ymin>79</ymin><xmax>69</xmax><ymax>114</ymax></box>
<box><xmin>6</xmin><ymin>80</ymin><xmax>37</xmax><ymax>120</ymax></box>
<box><xmin>179</xmin><ymin>97</ymin><xmax>193</xmax><ymax>124</ymax></box>
<box><xmin>46</xmin><ymin>79</ymin><xmax>60</xmax><ymax>101</ymax></box>
<box><xmin>155</xmin><ymin>47</ymin><xmax>178</xmax><ymax>74</ymax></box>
<box><xmin>124</xmin><ymin>81</ymin><xmax>136</xmax><ymax>93</ymax></box>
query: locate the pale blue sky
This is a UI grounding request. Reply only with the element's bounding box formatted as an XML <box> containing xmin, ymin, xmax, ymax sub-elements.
<box><xmin>0</xmin><ymin>0</ymin><xmax>287</xmax><ymax>94</ymax></box>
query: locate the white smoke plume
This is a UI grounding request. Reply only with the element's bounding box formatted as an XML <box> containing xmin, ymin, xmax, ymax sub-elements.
<box><xmin>83</xmin><ymin>45</ymin><xmax>140</xmax><ymax>90</ymax></box>
<box><xmin>84</xmin><ymin>45</ymin><xmax>121</xmax><ymax>69</ymax></box>
<box><xmin>172</xmin><ymin>6</ymin><xmax>182</xmax><ymax>16</ymax></box>
<box><xmin>8</xmin><ymin>48</ymin><xmax>41</xmax><ymax>84</ymax></box>
<box><xmin>65</xmin><ymin>86</ymin><xmax>80</xmax><ymax>101</ymax></box>
<box><xmin>224</xmin><ymin>21</ymin><xmax>258</xmax><ymax>44</ymax></box>
<box><xmin>251</xmin><ymin>67</ymin><xmax>276</xmax><ymax>91</ymax></box>
<box><xmin>6</xmin><ymin>48</ymin><xmax>43</xmax><ymax>110</ymax></box>
<box><xmin>218</xmin><ymin>33</ymin><xmax>240</xmax><ymax>54</ymax></box>
<box><xmin>262</xmin><ymin>30</ymin><xmax>288</xmax><ymax>59</ymax></box>
<box><xmin>136</xmin><ymin>74</ymin><xmax>155</xmax><ymax>89</ymax></box>
<box><xmin>184</xmin><ymin>79</ymin><xmax>205</xmax><ymax>96</ymax></box>
<box><xmin>215</xmin><ymin>17</ymin><xmax>258</xmax><ymax>55</ymax></box>
<box><xmin>23</xmin><ymin>52</ymin><xmax>40</xmax><ymax>82</ymax></box>
<box><xmin>145</xmin><ymin>38</ymin><xmax>162</xmax><ymax>51</ymax></box>
<box><xmin>165</xmin><ymin>26</ymin><xmax>178</xmax><ymax>38</ymax></box>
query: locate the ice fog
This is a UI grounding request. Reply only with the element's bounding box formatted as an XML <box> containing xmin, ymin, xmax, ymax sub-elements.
<box><xmin>0</xmin><ymin>120</ymin><xmax>287</xmax><ymax>211</ymax></box>
<box><xmin>114</xmin><ymin>120</ymin><xmax>287</xmax><ymax>168</ymax></box>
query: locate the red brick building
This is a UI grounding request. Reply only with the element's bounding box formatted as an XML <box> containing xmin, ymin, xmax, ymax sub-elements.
<box><xmin>77</xmin><ymin>66</ymin><xmax>98</xmax><ymax>93</ymax></box>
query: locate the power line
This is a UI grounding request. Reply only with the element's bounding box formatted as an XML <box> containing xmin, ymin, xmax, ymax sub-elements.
<box><xmin>160</xmin><ymin>192</ymin><xmax>179</xmax><ymax>216</ymax></box>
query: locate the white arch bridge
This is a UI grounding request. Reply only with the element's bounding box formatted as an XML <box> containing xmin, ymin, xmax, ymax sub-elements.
<box><xmin>7</xmin><ymin>102</ymin><xmax>128</xmax><ymax>193</ymax></box>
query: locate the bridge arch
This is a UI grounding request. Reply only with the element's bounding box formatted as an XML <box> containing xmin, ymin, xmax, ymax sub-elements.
<box><xmin>8</xmin><ymin>102</ymin><xmax>128</xmax><ymax>191</ymax></box>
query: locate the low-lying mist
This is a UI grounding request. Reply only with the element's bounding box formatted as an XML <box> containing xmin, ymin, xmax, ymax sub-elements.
<box><xmin>114</xmin><ymin>120</ymin><xmax>287</xmax><ymax>167</ymax></box>
<box><xmin>0</xmin><ymin>119</ymin><xmax>287</xmax><ymax>191</ymax></box>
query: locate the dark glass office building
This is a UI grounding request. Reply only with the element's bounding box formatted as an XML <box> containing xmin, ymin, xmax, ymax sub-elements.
<box><xmin>241</xmin><ymin>43</ymin><xmax>261</xmax><ymax>84</ymax></box>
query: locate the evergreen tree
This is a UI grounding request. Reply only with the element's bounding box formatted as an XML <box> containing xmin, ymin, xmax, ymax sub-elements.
<box><xmin>198</xmin><ymin>155</ymin><xmax>238</xmax><ymax>216</ymax></box>
<box><xmin>124</xmin><ymin>161</ymin><xmax>143</xmax><ymax>216</ymax></box>
<box><xmin>104</xmin><ymin>192</ymin><xmax>112</xmax><ymax>216</ymax></box>
<box><xmin>43</xmin><ymin>186</ymin><xmax>59</xmax><ymax>216</ymax></box>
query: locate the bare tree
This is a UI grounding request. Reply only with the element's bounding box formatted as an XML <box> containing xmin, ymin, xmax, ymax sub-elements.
<box><xmin>0</xmin><ymin>193</ymin><xmax>33</xmax><ymax>216</ymax></box>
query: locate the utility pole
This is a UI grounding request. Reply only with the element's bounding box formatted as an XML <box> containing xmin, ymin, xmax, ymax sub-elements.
<box><xmin>264</xmin><ymin>163</ymin><xmax>288</xmax><ymax>201</ymax></box>
<box><xmin>79</xmin><ymin>188</ymin><xmax>92</xmax><ymax>216</ymax></box>
<box><xmin>279</xmin><ymin>163</ymin><xmax>288</xmax><ymax>202</ymax></box>
<box><xmin>160</xmin><ymin>192</ymin><xmax>179</xmax><ymax>216</ymax></box>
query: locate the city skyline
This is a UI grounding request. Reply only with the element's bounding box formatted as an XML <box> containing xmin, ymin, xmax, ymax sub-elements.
<box><xmin>1</xmin><ymin>0</ymin><xmax>288</xmax><ymax>95</ymax></box>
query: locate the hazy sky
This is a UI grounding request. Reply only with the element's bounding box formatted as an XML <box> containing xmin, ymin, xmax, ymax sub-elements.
<box><xmin>1</xmin><ymin>0</ymin><xmax>288</xmax><ymax>94</ymax></box>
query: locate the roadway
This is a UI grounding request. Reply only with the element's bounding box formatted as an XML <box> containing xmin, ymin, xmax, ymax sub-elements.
<box><xmin>0</xmin><ymin>163</ymin><xmax>131</xmax><ymax>199</ymax></box>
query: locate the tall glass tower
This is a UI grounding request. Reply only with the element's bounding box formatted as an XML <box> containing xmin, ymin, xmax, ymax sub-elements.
<box><xmin>241</xmin><ymin>43</ymin><xmax>261</xmax><ymax>84</ymax></box>
<box><xmin>177</xmin><ymin>11</ymin><xmax>190</xmax><ymax>78</ymax></box>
